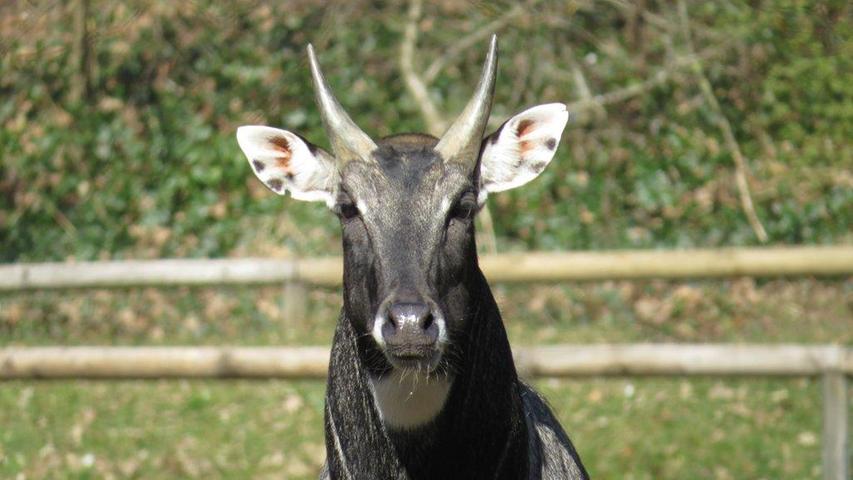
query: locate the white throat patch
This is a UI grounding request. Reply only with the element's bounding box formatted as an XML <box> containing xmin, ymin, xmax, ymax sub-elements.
<box><xmin>369</xmin><ymin>370</ymin><xmax>453</xmax><ymax>430</ymax></box>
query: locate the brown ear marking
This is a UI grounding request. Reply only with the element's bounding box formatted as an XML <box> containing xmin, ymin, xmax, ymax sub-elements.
<box><xmin>516</xmin><ymin>120</ymin><xmax>537</xmax><ymax>156</ymax></box>
<box><xmin>270</xmin><ymin>135</ymin><xmax>290</xmax><ymax>151</ymax></box>
<box><xmin>276</xmin><ymin>155</ymin><xmax>293</xmax><ymax>172</ymax></box>
<box><xmin>516</xmin><ymin>119</ymin><xmax>535</xmax><ymax>138</ymax></box>
<box><xmin>269</xmin><ymin>136</ymin><xmax>294</xmax><ymax>172</ymax></box>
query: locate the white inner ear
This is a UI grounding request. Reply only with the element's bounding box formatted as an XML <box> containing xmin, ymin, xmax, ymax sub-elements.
<box><xmin>479</xmin><ymin>103</ymin><xmax>569</xmax><ymax>196</ymax></box>
<box><xmin>236</xmin><ymin>125</ymin><xmax>337</xmax><ymax>206</ymax></box>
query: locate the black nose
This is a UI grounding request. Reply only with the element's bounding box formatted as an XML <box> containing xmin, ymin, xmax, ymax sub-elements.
<box><xmin>389</xmin><ymin>302</ymin><xmax>433</xmax><ymax>330</ymax></box>
<box><xmin>381</xmin><ymin>302</ymin><xmax>439</xmax><ymax>354</ymax></box>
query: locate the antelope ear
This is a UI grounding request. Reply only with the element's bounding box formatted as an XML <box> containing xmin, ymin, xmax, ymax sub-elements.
<box><xmin>236</xmin><ymin>126</ymin><xmax>337</xmax><ymax>205</ymax></box>
<box><xmin>479</xmin><ymin>103</ymin><xmax>569</xmax><ymax>195</ymax></box>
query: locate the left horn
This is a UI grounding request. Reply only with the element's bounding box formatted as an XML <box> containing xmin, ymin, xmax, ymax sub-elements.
<box><xmin>307</xmin><ymin>44</ymin><xmax>377</xmax><ymax>164</ymax></box>
<box><xmin>434</xmin><ymin>35</ymin><xmax>498</xmax><ymax>167</ymax></box>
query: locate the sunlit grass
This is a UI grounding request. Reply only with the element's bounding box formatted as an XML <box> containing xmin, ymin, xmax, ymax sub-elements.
<box><xmin>0</xmin><ymin>378</ymin><xmax>836</xmax><ymax>479</ymax></box>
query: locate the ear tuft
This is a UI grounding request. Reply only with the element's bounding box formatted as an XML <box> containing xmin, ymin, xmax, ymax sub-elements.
<box><xmin>236</xmin><ymin>126</ymin><xmax>337</xmax><ymax>204</ymax></box>
<box><xmin>480</xmin><ymin>103</ymin><xmax>570</xmax><ymax>194</ymax></box>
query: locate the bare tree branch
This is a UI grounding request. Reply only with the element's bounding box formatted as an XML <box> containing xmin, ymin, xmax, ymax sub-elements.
<box><xmin>567</xmin><ymin>57</ymin><xmax>607</xmax><ymax>121</ymax></box>
<box><xmin>69</xmin><ymin>0</ymin><xmax>92</xmax><ymax>103</ymax></box>
<box><xmin>604</xmin><ymin>0</ymin><xmax>731</xmax><ymax>42</ymax></box>
<box><xmin>677</xmin><ymin>0</ymin><xmax>768</xmax><ymax>242</ymax></box>
<box><xmin>400</xmin><ymin>0</ymin><xmax>446</xmax><ymax>136</ymax></box>
<box><xmin>555</xmin><ymin>46</ymin><xmax>725</xmax><ymax>119</ymax></box>
<box><xmin>399</xmin><ymin>0</ymin><xmax>500</xmax><ymax>254</ymax></box>
<box><xmin>422</xmin><ymin>0</ymin><xmax>545</xmax><ymax>84</ymax></box>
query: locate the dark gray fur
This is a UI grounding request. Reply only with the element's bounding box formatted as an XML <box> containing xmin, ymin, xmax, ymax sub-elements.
<box><xmin>316</xmin><ymin>134</ymin><xmax>588</xmax><ymax>479</ymax></box>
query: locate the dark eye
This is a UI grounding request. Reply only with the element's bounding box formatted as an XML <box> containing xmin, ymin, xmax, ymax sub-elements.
<box><xmin>450</xmin><ymin>191</ymin><xmax>478</xmax><ymax>220</ymax></box>
<box><xmin>335</xmin><ymin>191</ymin><xmax>360</xmax><ymax>220</ymax></box>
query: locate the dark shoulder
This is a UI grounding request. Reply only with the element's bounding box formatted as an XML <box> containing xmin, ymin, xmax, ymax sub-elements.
<box><xmin>520</xmin><ymin>383</ymin><xmax>590</xmax><ymax>480</ymax></box>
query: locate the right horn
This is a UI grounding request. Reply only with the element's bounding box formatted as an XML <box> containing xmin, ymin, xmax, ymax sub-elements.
<box><xmin>434</xmin><ymin>35</ymin><xmax>498</xmax><ymax>167</ymax></box>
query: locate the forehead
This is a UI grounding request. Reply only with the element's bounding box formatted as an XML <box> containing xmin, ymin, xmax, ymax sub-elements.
<box><xmin>342</xmin><ymin>133</ymin><xmax>470</xmax><ymax>199</ymax></box>
<box><xmin>375</xmin><ymin>133</ymin><xmax>442</xmax><ymax>185</ymax></box>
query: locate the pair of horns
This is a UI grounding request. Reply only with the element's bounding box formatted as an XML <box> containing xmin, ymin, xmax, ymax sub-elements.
<box><xmin>308</xmin><ymin>35</ymin><xmax>498</xmax><ymax>166</ymax></box>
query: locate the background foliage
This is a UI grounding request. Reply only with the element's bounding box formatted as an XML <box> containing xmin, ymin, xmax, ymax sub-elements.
<box><xmin>1</xmin><ymin>0</ymin><xmax>850</xmax><ymax>262</ymax></box>
<box><xmin>0</xmin><ymin>1</ymin><xmax>851</xmax><ymax>479</ymax></box>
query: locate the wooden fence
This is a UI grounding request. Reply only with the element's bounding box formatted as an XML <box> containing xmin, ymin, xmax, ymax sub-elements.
<box><xmin>1</xmin><ymin>246</ymin><xmax>851</xmax><ymax>478</ymax></box>
<box><xmin>2</xmin><ymin>246</ymin><xmax>852</xmax><ymax>291</ymax></box>
<box><xmin>1</xmin><ymin>344</ymin><xmax>849</xmax><ymax>380</ymax></box>
<box><xmin>0</xmin><ymin>343</ymin><xmax>849</xmax><ymax>478</ymax></box>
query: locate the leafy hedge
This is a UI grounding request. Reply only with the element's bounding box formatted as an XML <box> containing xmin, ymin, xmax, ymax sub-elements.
<box><xmin>1</xmin><ymin>0</ymin><xmax>850</xmax><ymax>262</ymax></box>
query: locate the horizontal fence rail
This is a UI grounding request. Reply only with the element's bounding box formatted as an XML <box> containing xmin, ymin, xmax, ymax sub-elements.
<box><xmin>1</xmin><ymin>246</ymin><xmax>852</xmax><ymax>291</ymax></box>
<box><xmin>2</xmin><ymin>343</ymin><xmax>847</xmax><ymax>479</ymax></box>
<box><xmin>1</xmin><ymin>344</ymin><xmax>849</xmax><ymax>380</ymax></box>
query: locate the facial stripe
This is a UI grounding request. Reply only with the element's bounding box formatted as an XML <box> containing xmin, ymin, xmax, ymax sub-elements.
<box><xmin>356</xmin><ymin>199</ymin><xmax>369</xmax><ymax>216</ymax></box>
<box><xmin>439</xmin><ymin>196</ymin><xmax>452</xmax><ymax>215</ymax></box>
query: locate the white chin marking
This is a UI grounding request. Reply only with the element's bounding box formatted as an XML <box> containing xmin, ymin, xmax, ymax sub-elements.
<box><xmin>369</xmin><ymin>370</ymin><xmax>453</xmax><ymax>430</ymax></box>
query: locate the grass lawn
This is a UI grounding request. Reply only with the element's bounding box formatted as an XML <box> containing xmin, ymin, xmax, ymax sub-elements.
<box><xmin>0</xmin><ymin>377</ymin><xmax>831</xmax><ymax>479</ymax></box>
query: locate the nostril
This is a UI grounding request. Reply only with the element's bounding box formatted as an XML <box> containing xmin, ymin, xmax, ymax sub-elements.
<box><xmin>422</xmin><ymin>315</ymin><xmax>439</xmax><ymax>344</ymax></box>
<box><xmin>381</xmin><ymin>318</ymin><xmax>396</xmax><ymax>341</ymax></box>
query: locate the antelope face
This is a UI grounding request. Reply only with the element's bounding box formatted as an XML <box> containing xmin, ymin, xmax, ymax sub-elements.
<box><xmin>335</xmin><ymin>134</ymin><xmax>475</xmax><ymax>373</ymax></box>
<box><xmin>237</xmin><ymin>37</ymin><xmax>569</xmax><ymax>377</ymax></box>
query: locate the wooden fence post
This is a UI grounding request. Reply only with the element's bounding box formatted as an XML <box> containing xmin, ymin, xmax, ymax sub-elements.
<box><xmin>822</xmin><ymin>371</ymin><xmax>848</xmax><ymax>480</ymax></box>
<box><xmin>282</xmin><ymin>280</ymin><xmax>307</xmax><ymax>328</ymax></box>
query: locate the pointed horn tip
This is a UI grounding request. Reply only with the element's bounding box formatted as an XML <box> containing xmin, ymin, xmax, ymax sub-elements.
<box><xmin>307</xmin><ymin>44</ymin><xmax>324</xmax><ymax>85</ymax></box>
<box><xmin>484</xmin><ymin>35</ymin><xmax>498</xmax><ymax>70</ymax></box>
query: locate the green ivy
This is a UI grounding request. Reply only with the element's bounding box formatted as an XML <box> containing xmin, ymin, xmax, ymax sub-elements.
<box><xmin>1</xmin><ymin>0</ymin><xmax>850</xmax><ymax>262</ymax></box>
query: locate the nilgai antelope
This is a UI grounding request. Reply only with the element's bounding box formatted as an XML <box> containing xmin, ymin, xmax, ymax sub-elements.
<box><xmin>237</xmin><ymin>36</ymin><xmax>588</xmax><ymax>480</ymax></box>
